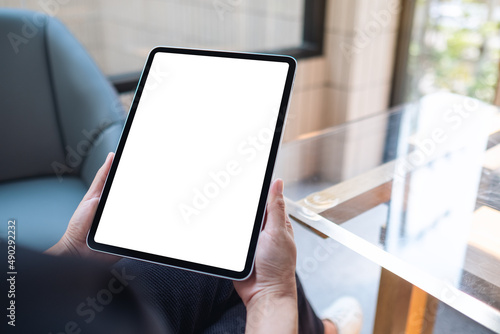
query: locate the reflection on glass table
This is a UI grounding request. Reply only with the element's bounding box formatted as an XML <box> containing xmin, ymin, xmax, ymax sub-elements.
<box><xmin>275</xmin><ymin>92</ymin><xmax>500</xmax><ymax>333</ymax></box>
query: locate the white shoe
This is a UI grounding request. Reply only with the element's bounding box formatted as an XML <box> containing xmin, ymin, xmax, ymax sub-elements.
<box><xmin>321</xmin><ymin>296</ymin><xmax>363</xmax><ymax>334</ymax></box>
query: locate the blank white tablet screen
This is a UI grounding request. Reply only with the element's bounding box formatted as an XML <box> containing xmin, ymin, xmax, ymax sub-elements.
<box><xmin>94</xmin><ymin>52</ymin><xmax>289</xmax><ymax>272</ymax></box>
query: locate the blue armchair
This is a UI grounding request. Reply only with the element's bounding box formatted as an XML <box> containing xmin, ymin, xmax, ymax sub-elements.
<box><xmin>0</xmin><ymin>9</ymin><xmax>125</xmax><ymax>251</ymax></box>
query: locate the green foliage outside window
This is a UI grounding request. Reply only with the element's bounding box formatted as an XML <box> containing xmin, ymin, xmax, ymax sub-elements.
<box><xmin>408</xmin><ymin>0</ymin><xmax>500</xmax><ymax>103</ymax></box>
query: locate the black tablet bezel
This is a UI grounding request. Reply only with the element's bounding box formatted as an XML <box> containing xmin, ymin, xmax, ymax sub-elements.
<box><xmin>87</xmin><ymin>47</ymin><xmax>296</xmax><ymax>280</ymax></box>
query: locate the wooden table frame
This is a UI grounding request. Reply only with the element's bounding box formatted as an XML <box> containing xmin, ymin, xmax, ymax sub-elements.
<box><xmin>288</xmin><ymin>142</ymin><xmax>500</xmax><ymax>333</ymax></box>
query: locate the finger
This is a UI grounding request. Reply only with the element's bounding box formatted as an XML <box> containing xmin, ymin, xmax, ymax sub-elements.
<box><xmin>84</xmin><ymin>152</ymin><xmax>114</xmax><ymax>201</ymax></box>
<box><xmin>264</xmin><ymin>179</ymin><xmax>287</xmax><ymax>232</ymax></box>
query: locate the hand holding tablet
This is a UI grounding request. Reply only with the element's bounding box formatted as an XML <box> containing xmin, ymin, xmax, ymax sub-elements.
<box><xmin>85</xmin><ymin>47</ymin><xmax>296</xmax><ymax>279</ymax></box>
<box><xmin>46</xmin><ymin>154</ymin><xmax>299</xmax><ymax>332</ymax></box>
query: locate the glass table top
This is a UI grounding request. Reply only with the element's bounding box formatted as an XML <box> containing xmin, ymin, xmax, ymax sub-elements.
<box><xmin>275</xmin><ymin>92</ymin><xmax>500</xmax><ymax>332</ymax></box>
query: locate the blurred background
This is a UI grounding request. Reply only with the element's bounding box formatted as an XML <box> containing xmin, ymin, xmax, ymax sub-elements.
<box><xmin>3</xmin><ymin>0</ymin><xmax>500</xmax><ymax>141</ymax></box>
<box><xmin>2</xmin><ymin>1</ymin><xmax>500</xmax><ymax>333</ymax></box>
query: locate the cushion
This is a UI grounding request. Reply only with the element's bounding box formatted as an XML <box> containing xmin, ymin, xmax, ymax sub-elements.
<box><xmin>0</xmin><ymin>176</ymin><xmax>87</xmax><ymax>251</ymax></box>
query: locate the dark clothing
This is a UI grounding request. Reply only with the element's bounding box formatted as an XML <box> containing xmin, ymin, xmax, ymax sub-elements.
<box><xmin>7</xmin><ymin>247</ymin><xmax>323</xmax><ymax>333</ymax></box>
<box><xmin>121</xmin><ymin>258</ymin><xmax>325</xmax><ymax>333</ymax></box>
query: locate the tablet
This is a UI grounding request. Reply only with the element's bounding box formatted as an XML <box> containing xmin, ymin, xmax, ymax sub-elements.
<box><xmin>87</xmin><ymin>47</ymin><xmax>296</xmax><ymax>280</ymax></box>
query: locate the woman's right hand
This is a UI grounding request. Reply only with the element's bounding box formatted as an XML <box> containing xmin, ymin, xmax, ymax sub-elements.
<box><xmin>233</xmin><ymin>179</ymin><xmax>298</xmax><ymax>333</ymax></box>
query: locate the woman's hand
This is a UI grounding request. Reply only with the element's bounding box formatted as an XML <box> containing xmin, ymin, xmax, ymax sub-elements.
<box><xmin>233</xmin><ymin>179</ymin><xmax>298</xmax><ymax>333</ymax></box>
<box><xmin>46</xmin><ymin>152</ymin><xmax>119</xmax><ymax>264</ymax></box>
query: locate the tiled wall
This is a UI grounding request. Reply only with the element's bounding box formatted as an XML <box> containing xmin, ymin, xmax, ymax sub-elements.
<box><xmin>2</xmin><ymin>0</ymin><xmax>304</xmax><ymax>75</ymax></box>
<box><xmin>280</xmin><ymin>0</ymin><xmax>401</xmax><ymax>183</ymax></box>
<box><xmin>96</xmin><ymin>0</ymin><xmax>304</xmax><ymax>75</ymax></box>
<box><xmin>283</xmin><ymin>56</ymin><xmax>327</xmax><ymax>142</ymax></box>
<box><xmin>283</xmin><ymin>0</ymin><xmax>401</xmax><ymax>142</ymax></box>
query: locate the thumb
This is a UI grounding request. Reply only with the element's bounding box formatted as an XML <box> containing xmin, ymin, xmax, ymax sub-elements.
<box><xmin>83</xmin><ymin>152</ymin><xmax>114</xmax><ymax>201</ymax></box>
<box><xmin>265</xmin><ymin>179</ymin><xmax>288</xmax><ymax>233</ymax></box>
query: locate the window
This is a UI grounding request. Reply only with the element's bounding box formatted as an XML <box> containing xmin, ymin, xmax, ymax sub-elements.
<box><xmin>2</xmin><ymin>0</ymin><xmax>325</xmax><ymax>92</ymax></box>
<box><xmin>393</xmin><ymin>0</ymin><xmax>500</xmax><ymax>105</ymax></box>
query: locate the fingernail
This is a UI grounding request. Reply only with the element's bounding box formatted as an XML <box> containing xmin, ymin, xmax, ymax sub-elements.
<box><xmin>276</xmin><ymin>179</ymin><xmax>284</xmax><ymax>194</ymax></box>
